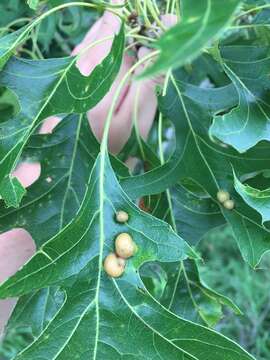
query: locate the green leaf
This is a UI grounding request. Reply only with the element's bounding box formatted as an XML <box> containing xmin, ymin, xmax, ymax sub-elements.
<box><xmin>234</xmin><ymin>170</ymin><xmax>270</xmax><ymax>224</ymax></box>
<box><xmin>121</xmin><ymin>128</ymin><xmax>238</xmax><ymax>326</ymax></box>
<box><xmin>0</xmin><ymin>153</ymin><xmax>195</xmax><ymax>297</ymax></box>
<box><xmin>170</xmin><ymin>183</ymin><xmax>225</xmax><ymax>245</ymax></box>
<box><xmin>8</xmin><ymin>287</ymin><xmax>65</xmax><ymax>336</ymax></box>
<box><xmin>0</xmin><ymin>154</ymin><xmax>255</xmax><ymax>360</ymax></box>
<box><xmin>0</xmin><ymin>114</ymin><xmax>91</xmax><ymax>245</ymax></box>
<box><xmin>0</xmin><ymin>2</ymin><xmax>29</xmax><ymax>29</ymax></box>
<box><xmin>121</xmin><ymin>81</ymin><xmax>238</xmax><ymax>198</ymax></box>
<box><xmin>123</xmin><ymin>72</ymin><xmax>270</xmax><ymax>267</ymax></box>
<box><xmin>136</xmin><ymin>160</ymin><xmax>239</xmax><ymax>327</ymax></box>
<box><xmin>124</xmin><ymin>127</ymin><xmax>226</xmax><ymax>246</ymax></box>
<box><xmin>143</xmin><ymin>0</ymin><xmax>241</xmax><ymax>77</ymax></box>
<box><xmin>0</xmin><ymin>87</ymin><xmax>20</xmax><ymax>122</ymax></box>
<box><xmin>0</xmin><ymin>115</ymin><xmax>128</xmax><ymax>358</ymax></box>
<box><xmin>160</xmin><ymin>259</ymin><xmax>242</xmax><ymax>327</ymax></box>
<box><xmin>0</xmin><ymin>27</ymin><xmax>30</xmax><ymax>70</ymax></box>
<box><xmin>27</xmin><ymin>0</ymin><xmax>40</xmax><ymax>10</ymax></box>
<box><xmin>0</xmin><ymin>25</ymin><xmax>124</xmax><ymax>206</ymax></box>
<box><xmin>210</xmin><ymin>46</ymin><xmax>270</xmax><ymax>152</ymax></box>
<box><xmin>0</xmin><ymin>287</ymin><xmax>65</xmax><ymax>358</ymax></box>
<box><xmin>0</xmin><ymin>114</ymin><xmax>128</xmax><ymax>247</ymax></box>
<box><xmin>0</xmin><ymin>176</ymin><xmax>26</xmax><ymax>208</ymax></box>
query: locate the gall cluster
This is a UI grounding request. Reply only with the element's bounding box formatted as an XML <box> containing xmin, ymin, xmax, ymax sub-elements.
<box><xmin>217</xmin><ymin>190</ymin><xmax>235</xmax><ymax>210</ymax></box>
<box><xmin>103</xmin><ymin>211</ymin><xmax>137</xmax><ymax>278</ymax></box>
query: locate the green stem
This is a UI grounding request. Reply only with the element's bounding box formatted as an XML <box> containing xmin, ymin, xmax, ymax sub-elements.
<box><xmin>0</xmin><ymin>17</ymin><xmax>31</xmax><ymax>36</ymax></box>
<box><xmin>133</xmin><ymin>86</ymin><xmax>146</xmax><ymax>161</ymax></box>
<box><xmin>235</xmin><ymin>4</ymin><xmax>270</xmax><ymax>19</ymax></box>
<box><xmin>230</xmin><ymin>24</ymin><xmax>270</xmax><ymax>29</ymax></box>
<box><xmin>157</xmin><ymin>70</ymin><xmax>176</xmax><ymax>231</ymax></box>
<box><xmin>7</xmin><ymin>1</ymin><xmax>124</xmax><ymax>56</ymax></box>
<box><xmin>146</xmin><ymin>0</ymin><xmax>166</xmax><ymax>31</ymax></box>
<box><xmin>136</xmin><ymin>0</ymin><xmax>152</xmax><ymax>27</ymax></box>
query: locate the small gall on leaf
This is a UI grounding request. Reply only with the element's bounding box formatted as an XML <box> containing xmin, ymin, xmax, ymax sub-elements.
<box><xmin>104</xmin><ymin>253</ymin><xmax>125</xmax><ymax>278</ymax></box>
<box><xmin>217</xmin><ymin>190</ymin><xmax>230</xmax><ymax>204</ymax></box>
<box><xmin>223</xmin><ymin>199</ymin><xmax>235</xmax><ymax>210</ymax></box>
<box><xmin>115</xmin><ymin>232</ymin><xmax>137</xmax><ymax>259</ymax></box>
<box><xmin>115</xmin><ymin>210</ymin><xmax>129</xmax><ymax>223</ymax></box>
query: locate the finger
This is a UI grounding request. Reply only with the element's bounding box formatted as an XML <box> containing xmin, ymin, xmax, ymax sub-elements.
<box><xmin>0</xmin><ymin>229</ymin><xmax>36</xmax><ymax>335</ymax></box>
<box><xmin>12</xmin><ymin>162</ymin><xmax>41</xmax><ymax>188</ymax></box>
<box><xmin>87</xmin><ymin>53</ymin><xmax>134</xmax><ymax>147</ymax></box>
<box><xmin>160</xmin><ymin>14</ymin><xmax>178</xmax><ymax>28</ymax></box>
<box><xmin>39</xmin><ymin>116</ymin><xmax>61</xmax><ymax>134</ymax></box>
<box><xmin>73</xmin><ymin>9</ymin><xmax>122</xmax><ymax>76</ymax></box>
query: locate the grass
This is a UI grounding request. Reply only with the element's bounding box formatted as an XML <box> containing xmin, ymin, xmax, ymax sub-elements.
<box><xmin>199</xmin><ymin>226</ymin><xmax>270</xmax><ymax>360</ymax></box>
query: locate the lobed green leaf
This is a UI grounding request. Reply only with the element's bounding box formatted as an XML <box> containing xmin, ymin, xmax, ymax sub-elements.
<box><xmin>0</xmin><ymin>24</ymin><xmax>124</xmax><ymax>207</ymax></box>
<box><xmin>143</xmin><ymin>0</ymin><xmax>241</xmax><ymax>77</ymax></box>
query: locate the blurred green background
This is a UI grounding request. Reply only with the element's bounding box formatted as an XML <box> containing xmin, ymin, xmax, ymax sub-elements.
<box><xmin>200</xmin><ymin>227</ymin><xmax>270</xmax><ymax>360</ymax></box>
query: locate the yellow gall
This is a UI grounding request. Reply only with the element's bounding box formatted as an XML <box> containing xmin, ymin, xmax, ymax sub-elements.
<box><xmin>223</xmin><ymin>199</ymin><xmax>235</xmax><ymax>210</ymax></box>
<box><xmin>104</xmin><ymin>253</ymin><xmax>125</xmax><ymax>278</ymax></box>
<box><xmin>217</xmin><ymin>190</ymin><xmax>230</xmax><ymax>204</ymax></box>
<box><xmin>115</xmin><ymin>210</ymin><xmax>129</xmax><ymax>223</ymax></box>
<box><xmin>115</xmin><ymin>232</ymin><xmax>137</xmax><ymax>259</ymax></box>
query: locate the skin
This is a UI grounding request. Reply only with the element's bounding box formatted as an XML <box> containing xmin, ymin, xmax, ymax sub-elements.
<box><xmin>0</xmin><ymin>3</ymin><xmax>177</xmax><ymax>335</ymax></box>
